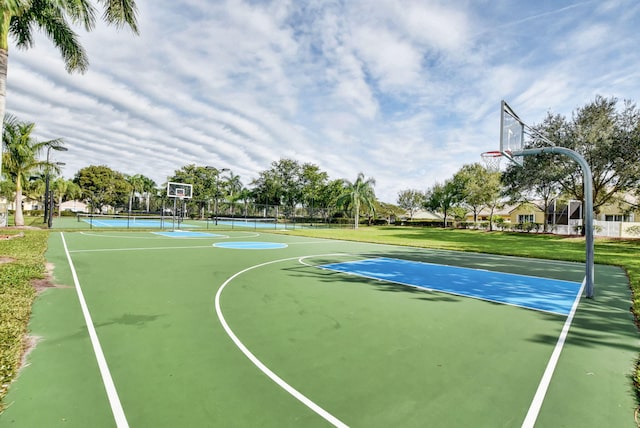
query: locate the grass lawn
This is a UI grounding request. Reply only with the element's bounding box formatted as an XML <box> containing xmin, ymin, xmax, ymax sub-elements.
<box><xmin>0</xmin><ymin>229</ymin><xmax>49</xmax><ymax>411</ymax></box>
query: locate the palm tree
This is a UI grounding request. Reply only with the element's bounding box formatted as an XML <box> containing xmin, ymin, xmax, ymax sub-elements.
<box><xmin>224</xmin><ymin>172</ymin><xmax>242</xmax><ymax>216</ymax></box>
<box><xmin>139</xmin><ymin>175</ymin><xmax>157</xmax><ymax>212</ymax></box>
<box><xmin>0</xmin><ymin>1</ymin><xmax>139</xmax><ymax>178</ymax></box>
<box><xmin>336</xmin><ymin>172</ymin><xmax>376</xmax><ymax>229</ymax></box>
<box><xmin>125</xmin><ymin>173</ymin><xmax>145</xmax><ymax>212</ymax></box>
<box><xmin>2</xmin><ymin>115</ymin><xmax>64</xmax><ymax>226</ymax></box>
<box><xmin>52</xmin><ymin>177</ymin><xmax>81</xmax><ymax>217</ymax></box>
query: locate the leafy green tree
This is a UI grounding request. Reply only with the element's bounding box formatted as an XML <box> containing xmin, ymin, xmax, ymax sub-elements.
<box><xmin>454</xmin><ymin>163</ymin><xmax>501</xmax><ymax>223</ymax></box>
<box><xmin>562</xmin><ymin>97</ymin><xmax>640</xmax><ymax>212</ymax></box>
<box><xmin>521</xmin><ymin>96</ymin><xmax>640</xmax><ymax>219</ymax></box>
<box><xmin>376</xmin><ymin>201</ymin><xmax>405</xmax><ymax>224</ymax></box>
<box><xmin>502</xmin><ymin>153</ymin><xmax>565</xmax><ymax>232</ymax></box>
<box><xmin>300</xmin><ymin>163</ymin><xmax>329</xmax><ymax>218</ymax></box>
<box><xmin>397</xmin><ymin>189</ymin><xmax>425</xmax><ymax>220</ymax></box>
<box><xmin>315</xmin><ymin>179</ymin><xmax>344</xmax><ymax>222</ymax></box>
<box><xmin>2</xmin><ymin>115</ymin><xmax>64</xmax><ymax>225</ymax></box>
<box><xmin>250</xmin><ymin>169</ymin><xmax>281</xmax><ymax>207</ymax></box>
<box><xmin>74</xmin><ymin>165</ymin><xmax>129</xmax><ymax>213</ymax></box>
<box><xmin>250</xmin><ymin>158</ymin><xmax>304</xmax><ymax>217</ymax></box>
<box><xmin>0</xmin><ymin>1</ymin><xmax>139</xmax><ymax>179</ymax></box>
<box><xmin>168</xmin><ymin>164</ymin><xmax>224</xmax><ymax>217</ymax></box>
<box><xmin>273</xmin><ymin>158</ymin><xmax>302</xmax><ymax>216</ymax></box>
<box><xmin>424</xmin><ymin>178</ymin><xmax>465</xmax><ymax>227</ymax></box>
<box><xmin>336</xmin><ymin>172</ymin><xmax>376</xmax><ymax>229</ymax></box>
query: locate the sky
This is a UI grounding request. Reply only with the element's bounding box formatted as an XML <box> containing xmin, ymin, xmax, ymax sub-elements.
<box><xmin>6</xmin><ymin>0</ymin><xmax>640</xmax><ymax>203</ymax></box>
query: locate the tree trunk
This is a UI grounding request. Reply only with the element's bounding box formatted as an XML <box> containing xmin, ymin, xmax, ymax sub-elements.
<box><xmin>354</xmin><ymin>202</ymin><xmax>359</xmax><ymax>229</ymax></box>
<box><xmin>14</xmin><ymin>177</ymin><xmax>24</xmax><ymax>226</ymax></box>
<box><xmin>489</xmin><ymin>205</ymin><xmax>496</xmax><ymax>231</ymax></box>
<box><xmin>0</xmin><ymin>45</ymin><xmax>8</xmax><ymax>181</ymax></box>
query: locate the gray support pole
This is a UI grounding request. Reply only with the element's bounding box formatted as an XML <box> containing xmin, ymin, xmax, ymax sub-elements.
<box><xmin>515</xmin><ymin>147</ymin><xmax>595</xmax><ymax>297</ymax></box>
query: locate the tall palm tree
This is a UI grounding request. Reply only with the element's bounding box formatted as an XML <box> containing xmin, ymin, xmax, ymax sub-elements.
<box><xmin>125</xmin><ymin>173</ymin><xmax>145</xmax><ymax>212</ymax></box>
<box><xmin>224</xmin><ymin>172</ymin><xmax>242</xmax><ymax>216</ymax></box>
<box><xmin>0</xmin><ymin>0</ymin><xmax>139</xmax><ymax>178</ymax></box>
<box><xmin>2</xmin><ymin>115</ymin><xmax>64</xmax><ymax>226</ymax></box>
<box><xmin>337</xmin><ymin>172</ymin><xmax>376</xmax><ymax>229</ymax></box>
<box><xmin>139</xmin><ymin>175</ymin><xmax>156</xmax><ymax>212</ymax></box>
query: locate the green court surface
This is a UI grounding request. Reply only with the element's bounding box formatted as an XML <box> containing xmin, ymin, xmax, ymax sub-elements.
<box><xmin>0</xmin><ymin>231</ymin><xmax>638</xmax><ymax>427</ymax></box>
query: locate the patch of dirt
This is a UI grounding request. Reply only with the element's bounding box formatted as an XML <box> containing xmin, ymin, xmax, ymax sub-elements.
<box><xmin>32</xmin><ymin>262</ymin><xmax>69</xmax><ymax>293</ymax></box>
<box><xmin>20</xmin><ymin>335</ymin><xmax>41</xmax><ymax>369</ymax></box>
<box><xmin>0</xmin><ymin>231</ymin><xmax>24</xmax><ymax>240</ymax></box>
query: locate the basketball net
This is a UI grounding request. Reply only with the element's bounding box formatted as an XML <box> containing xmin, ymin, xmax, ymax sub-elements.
<box><xmin>480</xmin><ymin>151</ymin><xmax>503</xmax><ymax>172</ymax></box>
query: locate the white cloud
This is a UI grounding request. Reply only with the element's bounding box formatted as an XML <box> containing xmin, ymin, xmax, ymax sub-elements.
<box><xmin>3</xmin><ymin>0</ymin><xmax>640</xmax><ymax>202</ymax></box>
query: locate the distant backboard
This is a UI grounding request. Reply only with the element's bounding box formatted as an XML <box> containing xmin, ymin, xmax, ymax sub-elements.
<box><xmin>500</xmin><ymin>100</ymin><xmax>525</xmax><ymax>166</ymax></box>
<box><xmin>167</xmin><ymin>182</ymin><xmax>193</xmax><ymax>199</ymax></box>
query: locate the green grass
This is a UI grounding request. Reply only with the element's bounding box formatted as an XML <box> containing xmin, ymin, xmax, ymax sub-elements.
<box><xmin>0</xmin><ymin>230</ymin><xmax>49</xmax><ymax>411</ymax></box>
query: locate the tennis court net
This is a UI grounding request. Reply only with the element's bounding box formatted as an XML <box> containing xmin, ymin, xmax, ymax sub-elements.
<box><xmin>213</xmin><ymin>217</ymin><xmax>278</xmax><ymax>229</ymax></box>
<box><xmin>77</xmin><ymin>213</ymin><xmax>178</xmax><ymax>229</ymax></box>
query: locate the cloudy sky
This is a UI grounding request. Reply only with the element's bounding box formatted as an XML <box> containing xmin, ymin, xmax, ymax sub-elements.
<box><xmin>6</xmin><ymin>0</ymin><xmax>640</xmax><ymax>202</ymax></box>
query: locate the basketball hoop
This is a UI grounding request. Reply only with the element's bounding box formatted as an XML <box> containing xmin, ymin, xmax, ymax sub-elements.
<box><xmin>481</xmin><ymin>151</ymin><xmax>503</xmax><ymax>172</ymax></box>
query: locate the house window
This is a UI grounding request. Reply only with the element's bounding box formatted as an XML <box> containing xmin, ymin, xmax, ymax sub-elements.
<box><xmin>605</xmin><ymin>214</ymin><xmax>630</xmax><ymax>222</ymax></box>
<box><xmin>518</xmin><ymin>214</ymin><xmax>535</xmax><ymax>223</ymax></box>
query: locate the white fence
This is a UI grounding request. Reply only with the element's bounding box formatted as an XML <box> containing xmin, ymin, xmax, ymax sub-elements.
<box><xmin>594</xmin><ymin>220</ymin><xmax>640</xmax><ymax>238</ymax></box>
<box><xmin>551</xmin><ymin>219</ymin><xmax>582</xmax><ymax>236</ymax></box>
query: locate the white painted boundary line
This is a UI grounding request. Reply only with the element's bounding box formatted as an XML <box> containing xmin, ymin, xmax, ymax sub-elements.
<box><xmin>61</xmin><ymin>233</ymin><xmax>129</xmax><ymax>428</ymax></box>
<box><xmin>70</xmin><ymin>245</ymin><xmax>215</xmax><ymax>253</ymax></box>
<box><xmin>215</xmin><ymin>254</ymin><xmax>349</xmax><ymax>428</ymax></box>
<box><xmin>521</xmin><ymin>276</ymin><xmax>587</xmax><ymax>428</ymax></box>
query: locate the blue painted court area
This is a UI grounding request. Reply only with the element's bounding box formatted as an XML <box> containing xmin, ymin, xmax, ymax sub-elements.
<box><xmin>82</xmin><ymin>218</ymin><xmax>172</xmax><ymax>228</ymax></box>
<box><xmin>154</xmin><ymin>231</ymin><xmax>224</xmax><ymax>238</ymax></box>
<box><xmin>213</xmin><ymin>242</ymin><xmax>288</xmax><ymax>249</ymax></box>
<box><xmin>320</xmin><ymin>257</ymin><xmax>583</xmax><ymax>315</ymax></box>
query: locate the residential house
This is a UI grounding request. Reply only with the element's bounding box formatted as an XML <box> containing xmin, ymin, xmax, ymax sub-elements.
<box><xmin>60</xmin><ymin>200</ymin><xmax>88</xmax><ymax>213</ymax></box>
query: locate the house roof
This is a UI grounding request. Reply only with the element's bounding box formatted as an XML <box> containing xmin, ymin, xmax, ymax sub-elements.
<box><xmin>408</xmin><ymin>209</ymin><xmax>443</xmax><ymax>220</ymax></box>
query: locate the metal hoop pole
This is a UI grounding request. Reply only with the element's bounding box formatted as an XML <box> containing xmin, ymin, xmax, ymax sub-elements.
<box><xmin>514</xmin><ymin>147</ymin><xmax>594</xmax><ymax>297</ymax></box>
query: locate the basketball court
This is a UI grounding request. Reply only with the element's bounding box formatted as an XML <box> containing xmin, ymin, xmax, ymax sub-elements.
<box><xmin>1</xmin><ymin>230</ymin><xmax>636</xmax><ymax>427</ymax></box>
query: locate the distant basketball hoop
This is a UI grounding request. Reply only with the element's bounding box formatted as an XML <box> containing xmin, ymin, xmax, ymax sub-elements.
<box><xmin>480</xmin><ymin>150</ymin><xmax>503</xmax><ymax>172</ymax></box>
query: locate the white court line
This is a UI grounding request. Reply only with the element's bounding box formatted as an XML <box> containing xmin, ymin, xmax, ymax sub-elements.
<box><xmin>69</xmin><ymin>245</ymin><xmax>215</xmax><ymax>253</ymax></box>
<box><xmin>79</xmin><ymin>231</ymin><xmax>260</xmax><ymax>240</ymax></box>
<box><xmin>215</xmin><ymin>254</ymin><xmax>349</xmax><ymax>428</ymax></box>
<box><xmin>61</xmin><ymin>233</ymin><xmax>129</xmax><ymax>428</ymax></box>
<box><xmin>521</xmin><ymin>277</ymin><xmax>587</xmax><ymax>428</ymax></box>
